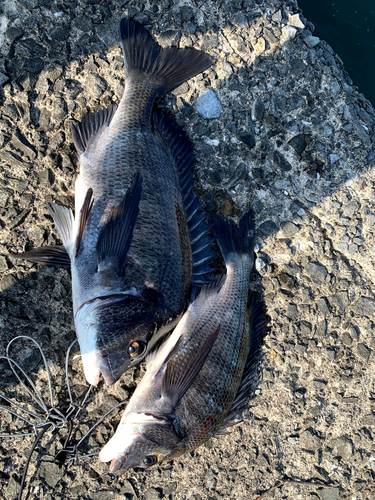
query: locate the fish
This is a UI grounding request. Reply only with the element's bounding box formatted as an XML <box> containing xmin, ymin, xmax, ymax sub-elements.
<box><xmin>10</xmin><ymin>18</ymin><xmax>217</xmax><ymax>386</ymax></box>
<box><xmin>99</xmin><ymin>212</ymin><xmax>269</xmax><ymax>471</ymax></box>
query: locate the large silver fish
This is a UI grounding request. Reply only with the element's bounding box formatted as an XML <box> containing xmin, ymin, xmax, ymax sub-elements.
<box><xmin>12</xmin><ymin>18</ymin><xmax>216</xmax><ymax>386</ymax></box>
<box><xmin>99</xmin><ymin>212</ymin><xmax>269</xmax><ymax>471</ymax></box>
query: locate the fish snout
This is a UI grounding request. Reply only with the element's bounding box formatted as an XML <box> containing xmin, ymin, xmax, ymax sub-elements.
<box><xmin>110</xmin><ymin>455</ymin><xmax>129</xmax><ymax>473</ymax></box>
<box><xmin>98</xmin><ymin>357</ymin><xmax>115</xmax><ymax>386</ymax></box>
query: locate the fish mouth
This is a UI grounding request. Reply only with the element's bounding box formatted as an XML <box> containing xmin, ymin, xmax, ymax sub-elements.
<box><xmin>109</xmin><ymin>455</ymin><xmax>129</xmax><ymax>473</ymax></box>
<box><xmin>98</xmin><ymin>357</ymin><xmax>115</xmax><ymax>386</ymax></box>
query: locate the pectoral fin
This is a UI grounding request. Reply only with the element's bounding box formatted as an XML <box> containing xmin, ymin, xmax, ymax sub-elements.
<box><xmin>96</xmin><ymin>171</ymin><xmax>143</xmax><ymax>275</ymax></box>
<box><xmin>75</xmin><ymin>188</ymin><xmax>94</xmax><ymax>257</ymax></box>
<box><xmin>47</xmin><ymin>203</ymin><xmax>75</xmax><ymax>256</ymax></box>
<box><xmin>161</xmin><ymin>324</ymin><xmax>220</xmax><ymax>406</ymax></box>
<box><xmin>9</xmin><ymin>245</ymin><xmax>71</xmax><ymax>269</ymax></box>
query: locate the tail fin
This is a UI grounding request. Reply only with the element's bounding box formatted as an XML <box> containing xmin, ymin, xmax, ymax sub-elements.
<box><xmin>120</xmin><ymin>17</ymin><xmax>213</xmax><ymax>95</ymax></box>
<box><xmin>211</xmin><ymin>210</ymin><xmax>255</xmax><ymax>264</ymax></box>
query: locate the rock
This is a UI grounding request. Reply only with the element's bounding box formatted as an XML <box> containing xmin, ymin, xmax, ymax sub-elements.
<box><xmin>299</xmin><ymin>428</ymin><xmax>323</xmax><ymax>451</ymax></box>
<box><xmin>91</xmin><ymin>491</ymin><xmax>116</xmax><ymax>500</ymax></box>
<box><xmin>144</xmin><ymin>488</ymin><xmax>162</xmax><ymax>500</ymax></box>
<box><xmin>288</xmin><ymin>134</ymin><xmax>307</xmax><ymax>154</ymax></box>
<box><xmin>280</xmin><ymin>26</ymin><xmax>297</xmax><ymax>44</ymax></box>
<box><xmin>251</xmin><ymin>98</ymin><xmax>265</xmax><ymax>121</ymax></box>
<box><xmin>39</xmin><ymin>461</ymin><xmax>64</xmax><ymax>488</ymax></box>
<box><xmin>342</xmin><ymin>201</ymin><xmax>360</xmax><ymax>217</ymax></box>
<box><xmin>180</xmin><ymin>6</ymin><xmax>194</xmax><ymax>23</ymax></box>
<box><xmin>253</xmin><ymin>37</ymin><xmax>266</xmax><ymax>54</ymax></box>
<box><xmin>353</xmin><ymin>297</ymin><xmax>375</xmax><ymax>316</ymax></box>
<box><xmin>0</xmin><ymin>72</ymin><xmax>9</xmax><ymax>86</ymax></box>
<box><xmin>316</xmin><ymin>320</ymin><xmax>327</xmax><ymax>337</ymax></box>
<box><xmin>271</xmin><ymin>151</ymin><xmax>292</xmax><ymax>172</ymax></box>
<box><xmin>237</xmin><ymin>132</ymin><xmax>256</xmax><ymax>149</ymax></box>
<box><xmin>306</xmin><ymin>262</ymin><xmax>328</xmax><ymax>285</ymax></box>
<box><xmin>330</xmin><ymin>291</ymin><xmax>350</xmax><ymax>312</ymax></box>
<box><xmin>316</xmin><ymin>298</ymin><xmax>330</xmax><ymax>316</ymax></box>
<box><xmin>317</xmin><ymin>488</ymin><xmax>340</xmax><ymax>500</ymax></box>
<box><xmin>288</xmin><ymin>13</ymin><xmax>305</xmax><ymax>29</ymax></box>
<box><xmin>258</xmin><ymin>220</ymin><xmax>279</xmax><ymax>236</ymax></box>
<box><xmin>336</xmin><ymin>242</ymin><xmax>348</xmax><ymax>252</ymax></box>
<box><xmin>38</xmin><ymin>169</ymin><xmax>54</xmax><ymax>185</ymax></box>
<box><xmin>194</xmin><ymin>89</ymin><xmax>222</xmax><ymax>119</ymax></box>
<box><xmin>302</xmin><ymin>34</ymin><xmax>320</xmax><ymax>48</ymax></box>
<box><xmin>341</xmin><ymin>332</ymin><xmax>352</xmax><ymax>346</ymax></box>
<box><xmin>329</xmin><ymin>153</ymin><xmax>340</xmax><ymax>164</ymax></box>
<box><xmin>357</xmin><ymin>343</ymin><xmax>371</xmax><ymax>361</ymax></box>
<box><xmin>330</xmin><ymin>436</ymin><xmax>353</xmax><ymax>460</ymax></box>
<box><xmin>281</xmin><ymin>221</ymin><xmax>299</xmax><ymax>237</ymax></box>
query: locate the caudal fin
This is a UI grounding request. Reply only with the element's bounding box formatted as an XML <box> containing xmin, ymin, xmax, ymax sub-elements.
<box><xmin>211</xmin><ymin>210</ymin><xmax>255</xmax><ymax>265</ymax></box>
<box><xmin>120</xmin><ymin>17</ymin><xmax>213</xmax><ymax>95</ymax></box>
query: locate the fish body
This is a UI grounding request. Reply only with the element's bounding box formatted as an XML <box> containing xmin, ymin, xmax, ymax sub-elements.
<box><xmin>99</xmin><ymin>212</ymin><xmax>268</xmax><ymax>471</ymax></box>
<box><xmin>12</xmin><ymin>18</ymin><xmax>215</xmax><ymax>386</ymax></box>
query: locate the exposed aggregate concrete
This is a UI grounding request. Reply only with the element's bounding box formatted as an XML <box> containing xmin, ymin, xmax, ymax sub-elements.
<box><xmin>1</xmin><ymin>0</ymin><xmax>375</xmax><ymax>499</ymax></box>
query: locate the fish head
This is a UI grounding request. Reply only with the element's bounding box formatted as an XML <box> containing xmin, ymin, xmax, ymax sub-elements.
<box><xmin>75</xmin><ymin>291</ymin><xmax>167</xmax><ymax>386</ymax></box>
<box><xmin>99</xmin><ymin>413</ymin><xmax>180</xmax><ymax>471</ymax></box>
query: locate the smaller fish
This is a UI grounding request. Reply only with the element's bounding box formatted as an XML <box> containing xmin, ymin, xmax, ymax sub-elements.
<box><xmin>99</xmin><ymin>211</ymin><xmax>269</xmax><ymax>471</ymax></box>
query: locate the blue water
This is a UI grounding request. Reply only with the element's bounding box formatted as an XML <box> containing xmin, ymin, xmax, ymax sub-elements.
<box><xmin>298</xmin><ymin>1</ymin><xmax>375</xmax><ymax>106</ymax></box>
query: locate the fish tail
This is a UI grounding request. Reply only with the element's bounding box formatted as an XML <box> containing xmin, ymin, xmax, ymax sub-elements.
<box><xmin>120</xmin><ymin>17</ymin><xmax>213</xmax><ymax>95</ymax></box>
<box><xmin>211</xmin><ymin>210</ymin><xmax>255</xmax><ymax>265</ymax></box>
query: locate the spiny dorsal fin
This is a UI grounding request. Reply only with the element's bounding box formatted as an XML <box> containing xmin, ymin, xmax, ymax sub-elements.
<box><xmin>96</xmin><ymin>171</ymin><xmax>143</xmax><ymax>275</ymax></box>
<box><xmin>154</xmin><ymin>111</ymin><xmax>220</xmax><ymax>284</ymax></box>
<box><xmin>70</xmin><ymin>104</ymin><xmax>117</xmax><ymax>156</ymax></box>
<box><xmin>9</xmin><ymin>245</ymin><xmax>70</xmax><ymax>269</ymax></box>
<box><xmin>120</xmin><ymin>17</ymin><xmax>213</xmax><ymax>95</ymax></box>
<box><xmin>75</xmin><ymin>188</ymin><xmax>94</xmax><ymax>258</ymax></box>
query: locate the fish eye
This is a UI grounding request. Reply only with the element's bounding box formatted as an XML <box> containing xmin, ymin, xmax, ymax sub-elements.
<box><xmin>142</xmin><ymin>455</ymin><xmax>158</xmax><ymax>466</ymax></box>
<box><xmin>128</xmin><ymin>340</ymin><xmax>146</xmax><ymax>357</ymax></box>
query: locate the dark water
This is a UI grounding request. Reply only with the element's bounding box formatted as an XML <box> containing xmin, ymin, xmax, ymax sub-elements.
<box><xmin>298</xmin><ymin>1</ymin><xmax>375</xmax><ymax>106</ymax></box>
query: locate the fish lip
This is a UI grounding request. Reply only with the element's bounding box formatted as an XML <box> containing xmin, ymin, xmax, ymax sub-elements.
<box><xmin>109</xmin><ymin>454</ymin><xmax>129</xmax><ymax>473</ymax></box>
<box><xmin>98</xmin><ymin>357</ymin><xmax>115</xmax><ymax>386</ymax></box>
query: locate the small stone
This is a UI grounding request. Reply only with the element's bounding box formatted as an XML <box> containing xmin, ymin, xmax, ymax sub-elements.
<box><xmin>316</xmin><ymin>320</ymin><xmax>327</xmax><ymax>337</ymax></box>
<box><xmin>0</xmin><ymin>256</ymin><xmax>8</xmax><ymax>272</ymax></box>
<box><xmin>299</xmin><ymin>428</ymin><xmax>323</xmax><ymax>451</ymax></box>
<box><xmin>341</xmin><ymin>332</ymin><xmax>352</xmax><ymax>346</ymax></box>
<box><xmin>331</xmin><ymin>436</ymin><xmax>353</xmax><ymax>460</ymax></box>
<box><xmin>317</xmin><ymin>487</ymin><xmax>340</xmax><ymax>500</ymax></box>
<box><xmin>272</xmin><ymin>151</ymin><xmax>292</xmax><ymax>172</ymax></box>
<box><xmin>336</xmin><ymin>242</ymin><xmax>348</xmax><ymax>252</ymax></box>
<box><xmin>38</xmin><ymin>169</ymin><xmax>54</xmax><ymax>185</ymax></box>
<box><xmin>326</xmin><ymin>349</ymin><xmax>336</xmax><ymax>360</ymax></box>
<box><xmin>329</xmin><ymin>153</ymin><xmax>340</xmax><ymax>164</ymax></box>
<box><xmin>145</xmin><ymin>488</ymin><xmax>162</xmax><ymax>500</ymax></box>
<box><xmin>180</xmin><ymin>6</ymin><xmax>194</xmax><ymax>23</ymax></box>
<box><xmin>342</xmin><ymin>201</ymin><xmax>360</xmax><ymax>217</ymax></box>
<box><xmin>0</xmin><ymin>72</ymin><xmax>9</xmax><ymax>86</ymax></box>
<box><xmin>353</xmin><ymin>297</ymin><xmax>375</xmax><ymax>316</ymax></box>
<box><xmin>302</xmin><ymin>34</ymin><xmax>320</xmax><ymax>48</ymax></box>
<box><xmin>287</xmin><ymin>304</ymin><xmax>298</xmax><ymax>319</ymax></box>
<box><xmin>316</xmin><ymin>298</ymin><xmax>330</xmax><ymax>316</ymax></box>
<box><xmin>306</xmin><ymin>262</ymin><xmax>328</xmax><ymax>285</ymax></box>
<box><xmin>330</xmin><ymin>291</ymin><xmax>350</xmax><ymax>312</ymax></box>
<box><xmin>253</xmin><ymin>37</ymin><xmax>266</xmax><ymax>54</ymax></box>
<box><xmin>288</xmin><ymin>134</ymin><xmax>307</xmax><ymax>154</ymax></box>
<box><xmin>357</xmin><ymin>343</ymin><xmax>371</xmax><ymax>361</ymax></box>
<box><xmin>251</xmin><ymin>98</ymin><xmax>265</xmax><ymax>121</ymax></box>
<box><xmin>237</xmin><ymin>132</ymin><xmax>256</xmax><ymax>149</ymax></box>
<box><xmin>258</xmin><ymin>220</ymin><xmax>279</xmax><ymax>236</ymax></box>
<box><xmin>288</xmin><ymin>13</ymin><xmax>305</xmax><ymax>29</ymax></box>
<box><xmin>288</xmin><ymin>436</ymin><xmax>299</xmax><ymax>444</ymax></box>
<box><xmin>194</xmin><ymin>89</ymin><xmax>222</xmax><ymax>119</ymax></box>
<box><xmin>348</xmin><ymin>243</ymin><xmax>358</xmax><ymax>254</ymax></box>
<box><xmin>39</xmin><ymin>461</ymin><xmax>64</xmax><ymax>488</ymax></box>
<box><xmin>280</xmin><ymin>26</ymin><xmax>297</xmax><ymax>43</ymax></box>
<box><xmin>281</xmin><ymin>221</ymin><xmax>299</xmax><ymax>237</ymax></box>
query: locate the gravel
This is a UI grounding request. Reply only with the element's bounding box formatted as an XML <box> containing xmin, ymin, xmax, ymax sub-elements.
<box><xmin>1</xmin><ymin>0</ymin><xmax>375</xmax><ymax>499</ymax></box>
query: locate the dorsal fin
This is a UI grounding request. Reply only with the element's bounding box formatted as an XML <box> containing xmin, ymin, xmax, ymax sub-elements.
<box><xmin>216</xmin><ymin>298</ymin><xmax>269</xmax><ymax>434</ymax></box>
<box><xmin>153</xmin><ymin>111</ymin><xmax>220</xmax><ymax>284</ymax></box>
<box><xmin>70</xmin><ymin>104</ymin><xmax>118</xmax><ymax>156</ymax></box>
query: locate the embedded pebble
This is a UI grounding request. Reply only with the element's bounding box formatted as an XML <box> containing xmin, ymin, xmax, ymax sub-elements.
<box><xmin>194</xmin><ymin>89</ymin><xmax>222</xmax><ymax>119</ymax></box>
